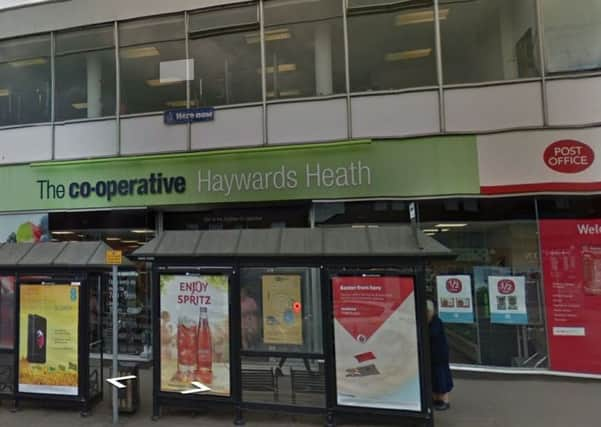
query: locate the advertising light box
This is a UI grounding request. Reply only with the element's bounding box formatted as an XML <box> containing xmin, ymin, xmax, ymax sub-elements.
<box><xmin>332</xmin><ymin>276</ymin><xmax>421</xmax><ymax>412</ymax></box>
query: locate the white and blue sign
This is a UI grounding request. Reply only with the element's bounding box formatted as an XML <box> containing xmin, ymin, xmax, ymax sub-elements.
<box><xmin>436</xmin><ymin>275</ymin><xmax>474</xmax><ymax>324</ymax></box>
<box><xmin>164</xmin><ymin>107</ymin><xmax>215</xmax><ymax>125</ymax></box>
<box><xmin>488</xmin><ymin>276</ymin><xmax>528</xmax><ymax>325</ymax></box>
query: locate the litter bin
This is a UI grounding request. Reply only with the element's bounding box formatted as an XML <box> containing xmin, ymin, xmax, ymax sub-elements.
<box><xmin>118</xmin><ymin>363</ymin><xmax>140</xmax><ymax>414</ymax></box>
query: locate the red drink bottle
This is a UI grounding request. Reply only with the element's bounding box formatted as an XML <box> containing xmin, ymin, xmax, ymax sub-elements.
<box><xmin>196</xmin><ymin>306</ymin><xmax>213</xmax><ymax>373</ymax></box>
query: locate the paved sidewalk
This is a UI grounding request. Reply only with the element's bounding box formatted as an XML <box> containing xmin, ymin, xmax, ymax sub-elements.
<box><xmin>1</xmin><ymin>371</ymin><xmax>600</xmax><ymax>427</ymax></box>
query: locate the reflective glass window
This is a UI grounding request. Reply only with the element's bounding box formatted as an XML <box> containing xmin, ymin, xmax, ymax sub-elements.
<box><xmin>0</xmin><ymin>35</ymin><xmax>51</xmax><ymax>126</ymax></box>
<box><xmin>119</xmin><ymin>15</ymin><xmax>187</xmax><ymax>114</ymax></box>
<box><xmin>263</xmin><ymin>0</ymin><xmax>345</xmax><ymax>99</ymax></box>
<box><xmin>348</xmin><ymin>1</ymin><xmax>437</xmax><ymax>91</ymax></box>
<box><xmin>440</xmin><ymin>0</ymin><xmax>539</xmax><ymax>84</ymax></box>
<box><xmin>189</xmin><ymin>5</ymin><xmax>261</xmax><ymax>106</ymax></box>
<box><xmin>543</xmin><ymin>0</ymin><xmax>601</xmax><ymax>73</ymax></box>
<box><xmin>55</xmin><ymin>26</ymin><xmax>116</xmax><ymax>121</ymax></box>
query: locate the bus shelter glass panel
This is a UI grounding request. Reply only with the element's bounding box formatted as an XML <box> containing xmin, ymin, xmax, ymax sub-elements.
<box><xmin>0</xmin><ymin>275</ymin><xmax>15</xmax><ymax>394</ymax></box>
<box><xmin>88</xmin><ymin>274</ymin><xmax>102</xmax><ymax>399</ymax></box>
<box><xmin>240</xmin><ymin>267</ymin><xmax>324</xmax><ymax>407</ymax></box>
<box><xmin>240</xmin><ymin>267</ymin><xmax>323</xmax><ymax>354</ymax></box>
<box><xmin>18</xmin><ymin>280</ymin><xmax>81</xmax><ymax>396</ymax></box>
<box><xmin>158</xmin><ymin>273</ymin><xmax>231</xmax><ymax>397</ymax></box>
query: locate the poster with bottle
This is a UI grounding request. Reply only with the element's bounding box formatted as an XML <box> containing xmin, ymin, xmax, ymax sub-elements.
<box><xmin>332</xmin><ymin>276</ymin><xmax>421</xmax><ymax>412</ymax></box>
<box><xmin>159</xmin><ymin>274</ymin><xmax>230</xmax><ymax>396</ymax></box>
<box><xmin>18</xmin><ymin>283</ymin><xmax>79</xmax><ymax>395</ymax></box>
<box><xmin>436</xmin><ymin>275</ymin><xmax>474</xmax><ymax>324</ymax></box>
<box><xmin>262</xmin><ymin>275</ymin><xmax>303</xmax><ymax>345</ymax></box>
<box><xmin>488</xmin><ymin>276</ymin><xmax>528</xmax><ymax>325</ymax></box>
<box><xmin>540</xmin><ymin>219</ymin><xmax>601</xmax><ymax>374</ymax></box>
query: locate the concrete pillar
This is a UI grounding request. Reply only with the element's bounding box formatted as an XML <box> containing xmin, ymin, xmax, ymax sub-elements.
<box><xmin>86</xmin><ymin>53</ymin><xmax>102</xmax><ymax>117</ymax></box>
<box><xmin>314</xmin><ymin>22</ymin><xmax>333</xmax><ymax>96</ymax></box>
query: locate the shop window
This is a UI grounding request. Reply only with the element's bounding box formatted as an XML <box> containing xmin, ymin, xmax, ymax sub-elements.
<box><xmin>0</xmin><ymin>34</ymin><xmax>51</xmax><ymax>126</ymax></box>
<box><xmin>542</xmin><ymin>0</ymin><xmax>601</xmax><ymax>73</ymax></box>
<box><xmin>119</xmin><ymin>15</ymin><xmax>187</xmax><ymax>114</ymax></box>
<box><xmin>263</xmin><ymin>0</ymin><xmax>345</xmax><ymax>99</ymax></box>
<box><xmin>440</xmin><ymin>0</ymin><xmax>539</xmax><ymax>84</ymax></box>
<box><xmin>419</xmin><ymin>198</ymin><xmax>547</xmax><ymax>369</ymax></box>
<box><xmin>189</xmin><ymin>4</ymin><xmax>261</xmax><ymax>106</ymax></box>
<box><xmin>49</xmin><ymin>210</ymin><xmax>155</xmax><ymax>359</ymax></box>
<box><xmin>347</xmin><ymin>0</ymin><xmax>437</xmax><ymax>91</ymax></box>
<box><xmin>55</xmin><ymin>25</ymin><xmax>116</xmax><ymax>121</ymax></box>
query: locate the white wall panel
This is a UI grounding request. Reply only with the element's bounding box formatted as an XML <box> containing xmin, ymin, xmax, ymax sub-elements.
<box><xmin>547</xmin><ymin>77</ymin><xmax>601</xmax><ymax>126</ymax></box>
<box><xmin>192</xmin><ymin>106</ymin><xmax>262</xmax><ymax>150</ymax></box>
<box><xmin>0</xmin><ymin>126</ymin><xmax>52</xmax><ymax>164</ymax></box>
<box><xmin>121</xmin><ymin>115</ymin><xmax>187</xmax><ymax>155</ymax></box>
<box><xmin>54</xmin><ymin>120</ymin><xmax>117</xmax><ymax>160</ymax></box>
<box><xmin>267</xmin><ymin>98</ymin><xmax>347</xmax><ymax>144</ymax></box>
<box><xmin>445</xmin><ymin>82</ymin><xmax>544</xmax><ymax>132</ymax></box>
<box><xmin>351</xmin><ymin>92</ymin><xmax>440</xmax><ymax>138</ymax></box>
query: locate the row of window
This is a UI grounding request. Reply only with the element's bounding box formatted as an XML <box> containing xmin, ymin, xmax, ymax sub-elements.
<box><xmin>0</xmin><ymin>0</ymin><xmax>597</xmax><ymax>126</ymax></box>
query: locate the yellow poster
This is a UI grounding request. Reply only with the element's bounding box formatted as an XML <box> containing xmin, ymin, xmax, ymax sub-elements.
<box><xmin>262</xmin><ymin>275</ymin><xmax>303</xmax><ymax>345</ymax></box>
<box><xmin>18</xmin><ymin>284</ymin><xmax>79</xmax><ymax>396</ymax></box>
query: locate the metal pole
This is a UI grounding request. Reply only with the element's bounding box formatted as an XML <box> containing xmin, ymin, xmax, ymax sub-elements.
<box><xmin>112</xmin><ymin>264</ymin><xmax>118</xmax><ymax>425</ymax></box>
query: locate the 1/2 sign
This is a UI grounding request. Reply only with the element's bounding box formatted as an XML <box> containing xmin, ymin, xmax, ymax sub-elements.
<box><xmin>497</xmin><ymin>279</ymin><xmax>516</xmax><ymax>295</ymax></box>
<box><xmin>446</xmin><ymin>278</ymin><xmax>463</xmax><ymax>293</ymax></box>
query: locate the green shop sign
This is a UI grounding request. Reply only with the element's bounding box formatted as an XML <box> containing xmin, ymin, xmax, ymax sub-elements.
<box><xmin>0</xmin><ymin>137</ymin><xmax>479</xmax><ymax>212</ymax></box>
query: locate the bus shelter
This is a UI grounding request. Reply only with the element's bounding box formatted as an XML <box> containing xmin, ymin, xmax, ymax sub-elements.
<box><xmin>134</xmin><ymin>226</ymin><xmax>453</xmax><ymax>427</ymax></box>
<box><xmin>0</xmin><ymin>241</ymin><xmax>134</xmax><ymax>415</ymax></box>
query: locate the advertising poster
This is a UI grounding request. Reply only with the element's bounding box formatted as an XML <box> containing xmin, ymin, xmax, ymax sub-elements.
<box><xmin>1</xmin><ymin>213</ymin><xmax>49</xmax><ymax>350</ymax></box>
<box><xmin>488</xmin><ymin>276</ymin><xmax>528</xmax><ymax>325</ymax></box>
<box><xmin>332</xmin><ymin>276</ymin><xmax>421</xmax><ymax>412</ymax></box>
<box><xmin>159</xmin><ymin>275</ymin><xmax>230</xmax><ymax>396</ymax></box>
<box><xmin>18</xmin><ymin>284</ymin><xmax>79</xmax><ymax>395</ymax></box>
<box><xmin>262</xmin><ymin>275</ymin><xmax>303</xmax><ymax>345</ymax></box>
<box><xmin>540</xmin><ymin>219</ymin><xmax>601</xmax><ymax>373</ymax></box>
<box><xmin>436</xmin><ymin>275</ymin><xmax>474</xmax><ymax>324</ymax></box>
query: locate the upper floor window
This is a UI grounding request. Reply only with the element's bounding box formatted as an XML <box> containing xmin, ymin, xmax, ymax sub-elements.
<box><xmin>55</xmin><ymin>25</ymin><xmax>116</xmax><ymax>121</ymax></box>
<box><xmin>189</xmin><ymin>4</ymin><xmax>261</xmax><ymax>107</ymax></box>
<box><xmin>440</xmin><ymin>0</ymin><xmax>540</xmax><ymax>84</ymax></box>
<box><xmin>0</xmin><ymin>35</ymin><xmax>51</xmax><ymax>126</ymax></box>
<box><xmin>543</xmin><ymin>0</ymin><xmax>601</xmax><ymax>74</ymax></box>
<box><xmin>119</xmin><ymin>15</ymin><xmax>186</xmax><ymax>114</ymax></box>
<box><xmin>348</xmin><ymin>0</ymin><xmax>437</xmax><ymax>92</ymax></box>
<box><xmin>263</xmin><ymin>0</ymin><xmax>345</xmax><ymax>100</ymax></box>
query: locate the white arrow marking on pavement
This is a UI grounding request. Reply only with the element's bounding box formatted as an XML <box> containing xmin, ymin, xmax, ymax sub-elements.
<box><xmin>181</xmin><ymin>381</ymin><xmax>212</xmax><ymax>395</ymax></box>
<box><xmin>106</xmin><ymin>375</ymin><xmax>136</xmax><ymax>389</ymax></box>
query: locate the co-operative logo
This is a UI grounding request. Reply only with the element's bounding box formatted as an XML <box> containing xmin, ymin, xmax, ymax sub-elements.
<box><xmin>446</xmin><ymin>278</ymin><xmax>462</xmax><ymax>293</ymax></box>
<box><xmin>543</xmin><ymin>140</ymin><xmax>594</xmax><ymax>173</ymax></box>
<box><xmin>497</xmin><ymin>279</ymin><xmax>516</xmax><ymax>295</ymax></box>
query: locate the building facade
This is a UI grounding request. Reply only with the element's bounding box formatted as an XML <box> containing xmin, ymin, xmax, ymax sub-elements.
<box><xmin>1</xmin><ymin>0</ymin><xmax>601</xmax><ymax>379</ymax></box>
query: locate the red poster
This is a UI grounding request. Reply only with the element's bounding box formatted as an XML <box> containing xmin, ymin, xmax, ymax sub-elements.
<box><xmin>332</xmin><ymin>276</ymin><xmax>421</xmax><ymax>411</ymax></box>
<box><xmin>540</xmin><ymin>219</ymin><xmax>601</xmax><ymax>373</ymax></box>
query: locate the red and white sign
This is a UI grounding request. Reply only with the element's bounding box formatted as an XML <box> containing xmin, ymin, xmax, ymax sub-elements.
<box><xmin>332</xmin><ymin>276</ymin><xmax>421</xmax><ymax>411</ymax></box>
<box><xmin>478</xmin><ymin>129</ymin><xmax>601</xmax><ymax>194</ymax></box>
<box><xmin>540</xmin><ymin>220</ymin><xmax>601</xmax><ymax>374</ymax></box>
<box><xmin>543</xmin><ymin>140</ymin><xmax>594</xmax><ymax>174</ymax></box>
